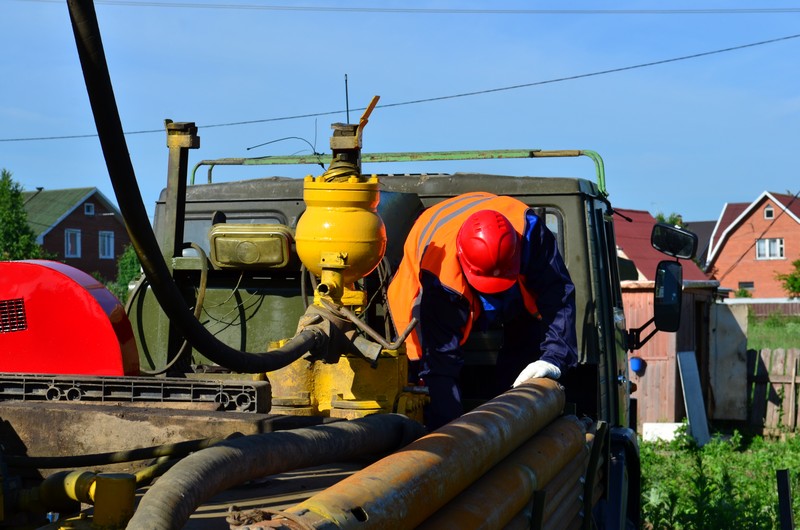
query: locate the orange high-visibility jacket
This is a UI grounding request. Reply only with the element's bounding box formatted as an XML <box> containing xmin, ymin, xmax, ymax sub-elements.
<box><xmin>387</xmin><ymin>192</ymin><xmax>540</xmax><ymax>361</ymax></box>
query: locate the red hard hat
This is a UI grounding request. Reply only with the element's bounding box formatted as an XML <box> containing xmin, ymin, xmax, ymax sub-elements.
<box><xmin>456</xmin><ymin>210</ymin><xmax>521</xmax><ymax>294</ymax></box>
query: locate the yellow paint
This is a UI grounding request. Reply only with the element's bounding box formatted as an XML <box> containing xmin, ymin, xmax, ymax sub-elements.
<box><xmin>295</xmin><ymin>175</ymin><xmax>386</xmax><ymax>289</ymax></box>
<box><xmin>268</xmin><ymin>350</ymin><xmax>416</xmax><ymax>421</ymax></box>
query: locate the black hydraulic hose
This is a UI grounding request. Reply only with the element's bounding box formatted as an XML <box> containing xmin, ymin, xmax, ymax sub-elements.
<box><xmin>136</xmin><ymin>242</ymin><xmax>209</xmax><ymax>375</ymax></box>
<box><xmin>4</xmin><ymin>435</ymin><xmax>238</xmax><ymax>469</ymax></box>
<box><xmin>127</xmin><ymin>414</ymin><xmax>425</xmax><ymax>530</ymax></box>
<box><xmin>66</xmin><ymin>0</ymin><xmax>323</xmax><ymax>374</ymax></box>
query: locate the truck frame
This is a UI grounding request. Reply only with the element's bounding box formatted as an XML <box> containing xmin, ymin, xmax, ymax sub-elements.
<box><xmin>0</xmin><ymin>2</ymin><xmax>698</xmax><ymax>528</ymax></box>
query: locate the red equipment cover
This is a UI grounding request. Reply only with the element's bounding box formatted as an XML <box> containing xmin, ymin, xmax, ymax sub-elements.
<box><xmin>0</xmin><ymin>260</ymin><xmax>139</xmax><ymax>376</ymax></box>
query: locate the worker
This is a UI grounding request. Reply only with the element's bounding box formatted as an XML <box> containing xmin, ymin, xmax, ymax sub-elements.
<box><xmin>387</xmin><ymin>192</ymin><xmax>578</xmax><ymax>430</ymax></box>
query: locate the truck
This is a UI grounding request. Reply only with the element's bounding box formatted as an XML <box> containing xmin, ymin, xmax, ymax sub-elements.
<box><xmin>0</xmin><ymin>1</ymin><xmax>698</xmax><ymax>528</ymax></box>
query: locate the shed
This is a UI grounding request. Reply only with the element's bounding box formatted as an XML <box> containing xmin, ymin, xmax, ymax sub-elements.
<box><xmin>613</xmin><ymin>208</ymin><xmax>720</xmax><ymax>430</ymax></box>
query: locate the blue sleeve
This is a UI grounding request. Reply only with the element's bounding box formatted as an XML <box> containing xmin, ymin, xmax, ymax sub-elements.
<box><xmin>416</xmin><ymin>270</ymin><xmax>470</xmax><ymax>379</ymax></box>
<box><xmin>520</xmin><ymin>211</ymin><xmax>578</xmax><ymax>371</ymax></box>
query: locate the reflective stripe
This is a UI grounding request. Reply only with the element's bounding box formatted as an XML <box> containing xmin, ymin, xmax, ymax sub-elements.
<box><xmin>387</xmin><ymin>193</ymin><xmax>541</xmax><ymax>361</ymax></box>
<box><xmin>416</xmin><ymin>193</ymin><xmax>492</xmax><ymax>257</ymax></box>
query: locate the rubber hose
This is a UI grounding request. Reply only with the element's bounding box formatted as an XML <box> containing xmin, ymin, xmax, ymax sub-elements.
<box><xmin>67</xmin><ymin>0</ymin><xmax>323</xmax><ymax>374</ymax></box>
<box><xmin>4</xmin><ymin>435</ymin><xmax>237</xmax><ymax>469</ymax></box>
<box><xmin>134</xmin><ymin>458</ymin><xmax>180</xmax><ymax>487</ymax></box>
<box><xmin>127</xmin><ymin>414</ymin><xmax>424</xmax><ymax>530</ymax></box>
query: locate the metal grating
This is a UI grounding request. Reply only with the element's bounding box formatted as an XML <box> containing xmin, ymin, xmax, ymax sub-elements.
<box><xmin>0</xmin><ymin>298</ymin><xmax>27</xmax><ymax>333</ymax></box>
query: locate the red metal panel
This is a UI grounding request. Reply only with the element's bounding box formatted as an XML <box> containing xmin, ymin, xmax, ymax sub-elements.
<box><xmin>0</xmin><ymin>260</ymin><xmax>139</xmax><ymax>376</ymax></box>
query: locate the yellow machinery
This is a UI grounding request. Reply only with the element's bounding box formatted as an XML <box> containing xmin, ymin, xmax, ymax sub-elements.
<box><xmin>262</xmin><ymin>97</ymin><xmax>425</xmax><ymax>422</ymax></box>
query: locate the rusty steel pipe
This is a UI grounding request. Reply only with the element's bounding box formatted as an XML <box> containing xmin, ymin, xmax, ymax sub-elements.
<box><xmin>264</xmin><ymin>378</ymin><xmax>565</xmax><ymax>530</ymax></box>
<box><xmin>542</xmin><ymin>478</ymin><xmax>586</xmax><ymax>530</ymax></box>
<box><xmin>417</xmin><ymin>415</ymin><xmax>587</xmax><ymax>530</ymax></box>
<box><xmin>541</xmin><ymin>450</ymin><xmax>589</xmax><ymax>529</ymax></box>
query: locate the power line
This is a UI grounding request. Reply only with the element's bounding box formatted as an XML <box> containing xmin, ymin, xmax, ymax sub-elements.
<box><xmin>2</xmin><ymin>32</ymin><xmax>799</xmax><ymax>143</ymax></box>
<box><xmin>16</xmin><ymin>0</ymin><xmax>800</xmax><ymax>15</ymax></box>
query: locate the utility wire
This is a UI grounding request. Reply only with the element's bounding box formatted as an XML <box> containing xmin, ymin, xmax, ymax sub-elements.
<box><xmin>2</xmin><ymin>32</ymin><xmax>799</xmax><ymax>143</ymax></box>
<box><xmin>16</xmin><ymin>0</ymin><xmax>800</xmax><ymax>15</ymax></box>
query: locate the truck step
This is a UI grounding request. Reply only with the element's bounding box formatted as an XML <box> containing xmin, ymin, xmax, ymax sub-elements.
<box><xmin>0</xmin><ymin>373</ymin><xmax>270</xmax><ymax>413</ymax></box>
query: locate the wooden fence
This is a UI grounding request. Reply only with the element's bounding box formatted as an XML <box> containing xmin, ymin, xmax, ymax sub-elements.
<box><xmin>748</xmin><ymin>348</ymin><xmax>800</xmax><ymax>434</ymax></box>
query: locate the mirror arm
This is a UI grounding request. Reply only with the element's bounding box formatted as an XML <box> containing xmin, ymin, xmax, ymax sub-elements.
<box><xmin>627</xmin><ymin>316</ymin><xmax>656</xmax><ymax>352</ymax></box>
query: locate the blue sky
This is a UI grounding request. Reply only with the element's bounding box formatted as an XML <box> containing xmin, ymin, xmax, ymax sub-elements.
<box><xmin>2</xmin><ymin>1</ymin><xmax>798</xmax><ymax>224</ymax></box>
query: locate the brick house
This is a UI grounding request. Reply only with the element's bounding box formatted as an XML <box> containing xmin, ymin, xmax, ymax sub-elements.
<box><xmin>22</xmin><ymin>187</ymin><xmax>131</xmax><ymax>281</ymax></box>
<box><xmin>705</xmin><ymin>191</ymin><xmax>800</xmax><ymax>299</ymax></box>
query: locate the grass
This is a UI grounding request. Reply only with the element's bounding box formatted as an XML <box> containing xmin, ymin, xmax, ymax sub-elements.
<box><xmin>640</xmin><ymin>312</ymin><xmax>800</xmax><ymax>529</ymax></box>
<box><xmin>747</xmin><ymin>314</ymin><xmax>800</xmax><ymax>351</ymax></box>
<box><xmin>641</xmin><ymin>426</ymin><xmax>800</xmax><ymax>529</ymax></box>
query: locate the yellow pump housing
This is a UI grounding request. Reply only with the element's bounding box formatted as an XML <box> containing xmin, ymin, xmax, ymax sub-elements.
<box><xmin>294</xmin><ymin>96</ymin><xmax>386</xmax><ymax>307</ymax></box>
<box><xmin>269</xmin><ymin>96</ymin><xmax>425</xmax><ymax>421</ymax></box>
<box><xmin>294</xmin><ymin>173</ymin><xmax>386</xmax><ymax>303</ymax></box>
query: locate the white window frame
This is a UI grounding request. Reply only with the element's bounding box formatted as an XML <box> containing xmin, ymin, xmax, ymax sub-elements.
<box><xmin>65</xmin><ymin>229</ymin><xmax>82</xmax><ymax>258</ymax></box>
<box><xmin>99</xmin><ymin>231</ymin><xmax>115</xmax><ymax>260</ymax></box>
<box><xmin>84</xmin><ymin>203</ymin><xmax>95</xmax><ymax>216</ymax></box>
<box><xmin>764</xmin><ymin>205</ymin><xmax>774</xmax><ymax>220</ymax></box>
<box><xmin>756</xmin><ymin>237</ymin><xmax>784</xmax><ymax>260</ymax></box>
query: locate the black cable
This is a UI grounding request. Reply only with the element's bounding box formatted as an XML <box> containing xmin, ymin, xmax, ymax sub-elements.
<box><xmin>3</xmin><ymin>32</ymin><xmax>799</xmax><ymax>143</ymax></box>
<box><xmin>4</xmin><ymin>434</ymin><xmax>238</xmax><ymax>469</ymax></box>
<box><xmin>133</xmin><ymin>242</ymin><xmax>209</xmax><ymax>375</ymax></box>
<box><xmin>19</xmin><ymin>1</ymin><xmax>800</xmax><ymax>15</ymax></box>
<box><xmin>67</xmin><ymin>0</ymin><xmax>325</xmax><ymax>374</ymax></box>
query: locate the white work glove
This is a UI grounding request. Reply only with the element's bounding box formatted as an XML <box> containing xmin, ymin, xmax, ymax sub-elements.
<box><xmin>512</xmin><ymin>360</ymin><xmax>561</xmax><ymax>388</ymax></box>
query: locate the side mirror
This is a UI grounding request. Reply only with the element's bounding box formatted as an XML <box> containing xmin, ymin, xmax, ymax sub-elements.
<box><xmin>654</xmin><ymin>260</ymin><xmax>683</xmax><ymax>332</ymax></box>
<box><xmin>651</xmin><ymin>223</ymin><xmax>698</xmax><ymax>260</ymax></box>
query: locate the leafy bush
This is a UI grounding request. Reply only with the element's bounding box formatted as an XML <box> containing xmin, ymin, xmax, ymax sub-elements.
<box><xmin>776</xmin><ymin>259</ymin><xmax>800</xmax><ymax>299</ymax></box>
<box><xmin>106</xmin><ymin>245</ymin><xmax>141</xmax><ymax>303</ymax></box>
<box><xmin>641</xmin><ymin>426</ymin><xmax>800</xmax><ymax>529</ymax></box>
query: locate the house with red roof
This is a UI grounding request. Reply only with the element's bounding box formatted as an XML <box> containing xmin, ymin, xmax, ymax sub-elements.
<box><xmin>613</xmin><ymin>208</ymin><xmax>721</xmax><ymax>430</ymax></box>
<box><xmin>613</xmin><ymin>208</ymin><xmax>709</xmax><ymax>282</ymax></box>
<box><xmin>704</xmin><ymin>191</ymin><xmax>800</xmax><ymax>299</ymax></box>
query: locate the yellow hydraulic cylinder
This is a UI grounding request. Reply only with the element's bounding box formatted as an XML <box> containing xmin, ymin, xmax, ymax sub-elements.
<box><xmin>17</xmin><ymin>470</ymin><xmax>135</xmax><ymax>529</ymax></box>
<box><xmin>265</xmin><ymin>378</ymin><xmax>565</xmax><ymax>530</ymax></box>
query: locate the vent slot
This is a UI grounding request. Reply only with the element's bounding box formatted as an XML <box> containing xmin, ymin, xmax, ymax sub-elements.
<box><xmin>0</xmin><ymin>298</ymin><xmax>27</xmax><ymax>333</ymax></box>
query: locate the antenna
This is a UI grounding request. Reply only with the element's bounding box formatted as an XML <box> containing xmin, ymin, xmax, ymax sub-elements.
<box><xmin>345</xmin><ymin>74</ymin><xmax>350</xmax><ymax>123</ymax></box>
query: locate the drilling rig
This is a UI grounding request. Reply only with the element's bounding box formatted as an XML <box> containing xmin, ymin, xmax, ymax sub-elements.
<box><xmin>0</xmin><ymin>1</ymin><xmax>700</xmax><ymax>528</ymax></box>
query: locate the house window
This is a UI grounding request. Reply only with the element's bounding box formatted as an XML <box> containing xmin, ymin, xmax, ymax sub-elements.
<box><xmin>99</xmin><ymin>231</ymin><xmax>115</xmax><ymax>260</ymax></box>
<box><xmin>84</xmin><ymin>203</ymin><xmax>95</xmax><ymax>216</ymax></box>
<box><xmin>738</xmin><ymin>281</ymin><xmax>754</xmax><ymax>291</ymax></box>
<box><xmin>65</xmin><ymin>229</ymin><xmax>81</xmax><ymax>258</ymax></box>
<box><xmin>756</xmin><ymin>238</ymin><xmax>784</xmax><ymax>260</ymax></box>
<box><xmin>764</xmin><ymin>205</ymin><xmax>774</xmax><ymax>220</ymax></box>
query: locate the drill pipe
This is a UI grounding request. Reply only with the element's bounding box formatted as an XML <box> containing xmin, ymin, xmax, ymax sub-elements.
<box><xmin>265</xmin><ymin>378</ymin><xmax>565</xmax><ymax>530</ymax></box>
<box><xmin>416</xmin><ymin>415</ymin><xmax>587</xmax><ymax>530</ymax></box>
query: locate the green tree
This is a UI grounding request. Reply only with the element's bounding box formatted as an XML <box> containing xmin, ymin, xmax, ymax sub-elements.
<box><xmin>776</xmin><ymin>258</ymin><xmax>800</xmax><ymax>299</ymax></box>
<box><xmin>107</xmin><ymin>244</ymin><xmax>141</xmax><ymax>303</ymax></box>
<box><xmin>655</xmin><ymin>211</ymin><xmax>685</xmax><ymax>227</ymax></box>
<box><xmin>0</xmin><ymin>169</ymin><xmax>47</xmax><ymax>260</ymax></box>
